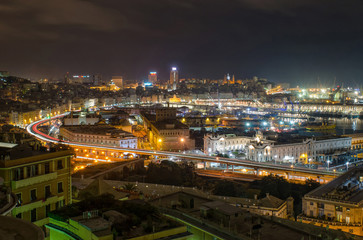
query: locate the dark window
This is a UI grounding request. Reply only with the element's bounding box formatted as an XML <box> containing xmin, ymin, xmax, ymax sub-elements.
<box><xmin>44</xmin><ymin>162</ymin><xmax>50</xmax><ymax>174</ymax></box>
<box><xmin>31</xmin><ymin>208</ymin><xmax>36</xmax><ymax>222</ymax></box>
<box><xmin>57</xmin><ymin>160</ymin><xmax>63</xmax><ymax>170</ymax></box>
<box><xmin>14</xmin><ymin>168</ymin><xmax>24</xmax><ymax>181</ymax></box>
<box><xmin>16</xmin><ymin>213</ymin><xmax>22</xmax><ymax>219</ymax></box>
<box><xmin>45</xmin><ymin>185</ymin><xmax>51</xmax><ymax>198</ymax></box>
<box><xmin>56</xmin><ymin>200</ymin><xmax>64</xmax><ymax>209</ymax></box>
<box><xmin>30</xmin><ymin>189</ymin><xmax>37</xmax><ymax>201</ymax></box>
<box><xmin>46</xmin><ymin>204</ymin><xmax>51</xmax><ymax>217</ymax></box>
<box><xmin>16</xmin><ymin>193</ymin><xmax>22</xmax><ymax>206</ymax></box>
<box><xmin>57</xmin><ymin>182</ymin><xmax>63</xmax><ymax>193</ymax></box>
<box><xmin>27</xmin><ymin>165</ymin><xmax>38</xmax><ymax>178</ymax></box>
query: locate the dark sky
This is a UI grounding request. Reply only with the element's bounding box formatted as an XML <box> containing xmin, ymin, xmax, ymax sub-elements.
<box><xmin>1</xmin><ymin>0</ymin><xmax>363</xmax><ymax>87</ymax></box>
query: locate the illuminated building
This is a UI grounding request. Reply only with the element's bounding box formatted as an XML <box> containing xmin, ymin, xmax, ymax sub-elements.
<box><xmin>142</xmin><ymin>108</ymin><xmax>194</xmax><ymax>151</ymax></box>
<box><xmin>0</xmin><ymin>143</ymin><xmax>72</xmax><ymax>229</ymax></box>
<box><xmin>148</xmin><ymin>72</ymin><xmax>157</xmax><ymax>84</ymax></box>
<box><xmin>60</xmin><ymin>125</ymin><xmax>138</xmax><ymax>148</ymax></box>
<box><xmin>63</xmin><ymin>111</ymin><xmax>100</xmax><ymax>126</ymax></box>
<box><xmin>298</xmin><ymin>167</ymin><xmax>363</xmax><ymax>236</ymax></box>
<box><xmin>204</xmin><ymin>134</ymin><xmax>252</xmax><ymax>154</ymax></box>
<box><xmin>111</xmin><ymin>76</ymin><xmax>123</xmax><ymax>90</ymax></box>
<box><xmin>344</xmin><ymin>133</ymin><xmax>363</xmax><ymax>158</ymax></box>
<box><xmin>169</xmin><ymin>67</ymin><xmax>178</xmax><ymax>90</ymax></box>
<box><xmin>246</xmin><ymin>133</ymin><xmax>351</xmax><ymax>164</ymax></box>
<box><xmin>169</xmin><ymin>94</ymin><xmax>181</xmax><ymax>103</ymax></box>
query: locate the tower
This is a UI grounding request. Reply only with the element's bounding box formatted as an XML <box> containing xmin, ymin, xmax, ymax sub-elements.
<box><xmin>148</xmin><ymin>72</ymin><xmax>157</xmax><ymax>84</ymax></box>
<box><xmin>64</xmin><ymin>72</ymin><xmax>70</xmax><ymax>84</ymax></box>
<box><xmin>169</xmin><ymin>67</ymin><xmax>178</xmax><ymax>90</ymax></box>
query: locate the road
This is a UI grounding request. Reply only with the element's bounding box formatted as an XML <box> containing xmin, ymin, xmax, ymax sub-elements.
<box><xmin>26</xmin><ymin>113</ymin><xmax>338</xmax><ymax>181</ymax></box>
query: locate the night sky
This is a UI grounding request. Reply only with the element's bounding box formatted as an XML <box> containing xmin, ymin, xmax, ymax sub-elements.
<box><xmin>1</xmin><ymin>0</ymin><xmax>363</xmax><ymax>87</ymax></box>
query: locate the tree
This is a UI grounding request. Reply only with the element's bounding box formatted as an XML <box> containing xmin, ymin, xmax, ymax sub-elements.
<box><xmin>122</xmin><ymin>183</ymin><xmax>137</xmax><ymax>192</ymax></box>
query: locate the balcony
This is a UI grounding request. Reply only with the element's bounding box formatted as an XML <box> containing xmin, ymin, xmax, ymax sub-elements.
<box><xmin>297</xmin><ymin>215</ymin><xmax>361</xmax><ymax>227</ymax></box>
<box><xmin>11</xmin><ymin>172</ymin><xmax>57</xmax><ymax>190</ymax></box>
<box><xmin>13</xmin><ymin>195</ymin><xmax>61</xmax><ymax>215</ymax></box>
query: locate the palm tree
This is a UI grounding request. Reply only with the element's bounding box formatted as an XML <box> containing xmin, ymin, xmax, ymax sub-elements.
<box><xmin>121</xmin><ymin>183</ymin><xmax>137</xmax><ymax>191</ymax></box>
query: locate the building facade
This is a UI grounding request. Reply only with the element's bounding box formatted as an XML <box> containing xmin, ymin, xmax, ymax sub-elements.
<box><xmin>60</xmin><ymin>125</ymin><xmax>138</xmax><ymax>148</ymax></box>
<box><xmin>111</xmin><ymin>76</ymin><xmax>123</xmax><ymax>90</ymax></box>
<box><xmin>204</xmin><ymin>134</ymin><xmax>252</xmax><ymax>154</ymax></box>
<box><xmin>298</xmin><ymin>167</ymin><xmax>363</xmax><ymax>236</ymax></box>
<box><xmin>148</xmin><ymin>72</ymin><xmax>157</xmax><ymax>84</ymax></box>
<box><xmin>204</xmin><ymin>132</ymin><xmax>351</xmax><ymax>164</ymax></box>
<box><xmin>142</xmin><ymin>108</ymin><xmax>194</xmax><ymax>151</ymax></box>
<box><xmin>0</xmin><ymin>145</ymin><xmax>72</xmax><ymax>231</ymax></box>
<box><xmin>246</xmin><ymin>133</ymin><xmax>351</xmax><ymax>164</ymax></box>
<box><xmin>169</xmin><ymin>67</ymin><xmax>178</xmax><ymax>90</ymax></box>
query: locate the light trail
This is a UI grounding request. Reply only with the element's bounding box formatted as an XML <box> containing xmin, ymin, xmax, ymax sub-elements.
<box><xmin>26</xmin><ymin>113</ymin><xmax>338</xmax><ymax>179</ymax></box>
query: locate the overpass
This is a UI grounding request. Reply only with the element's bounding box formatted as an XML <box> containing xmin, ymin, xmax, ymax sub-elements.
<box><xmin>26</xmin><ymin>113</ymin><xmax>339</xmax><ymax>182</ymax></box>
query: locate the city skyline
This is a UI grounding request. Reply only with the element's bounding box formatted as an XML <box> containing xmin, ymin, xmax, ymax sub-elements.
<box><xmin>1</xmin><ymin>0</ymin><xmax>363</xmax><ymax>86</ymax></box>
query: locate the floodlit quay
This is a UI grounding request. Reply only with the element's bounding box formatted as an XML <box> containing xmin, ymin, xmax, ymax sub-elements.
<box><xmin>168</xmin><ymin>101</ymin><xmax>363</xmax><ymax>116</ymax></box>
<box><xmin>27</xmin><ymin>114</ymin><xmax>339</xmax><ymax>183</ymax></box>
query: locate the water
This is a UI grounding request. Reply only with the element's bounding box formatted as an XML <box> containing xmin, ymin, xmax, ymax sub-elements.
<box><xmin>335</xmin><ymin>118</ymin><xmax>363</xmax><ymax>135</ymax></box>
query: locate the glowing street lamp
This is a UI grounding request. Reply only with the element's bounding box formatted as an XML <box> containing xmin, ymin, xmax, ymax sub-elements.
<box><xmin>327</xmin><ymin>160</ymin><xmax>331</xmax><ymax>171</ymax></box>
<box><xmin>346</xmin><ymin>162</ymin><xmax>349</xmax><ymax>170</ymax></box>
<box><xmin>180</xmin><ymin>137</ymin><xmax>185</xmax><ymax>151</ymax></box>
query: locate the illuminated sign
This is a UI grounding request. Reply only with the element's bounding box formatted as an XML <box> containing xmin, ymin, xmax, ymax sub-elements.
<box><xmin>172</xmin><ymin>67</ymin><xmax>177</xmax><ymax>71</ymax></box>
<box><xmin>73</xmin><ymin>75</ymin><xmax>90</xmax><ymax>78</ymax></box>
<box><xmin>149</xmin><ymin>72</ymin><xmax>157</xmax><ymax>75</ymax></box>
<box><xmin>144</xmin><ymin>82</ymin><xmax>152</xmax><ymax>86</ymax></box>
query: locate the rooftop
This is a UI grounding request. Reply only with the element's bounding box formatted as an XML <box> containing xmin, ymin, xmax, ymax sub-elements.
<box><xmin>71</xmin><ymin>215</ymin><xmax>112</xmax><ymax>237</ymax></box>
<box><xmin>154</xmin><ymin>119</ymin><xmax>189</xmax><ymax>130</ymax></box>
<box><xmin>50</xmin><ymin>194</ymin><xmax>182</xmax><ymax>239</ymax></box>
<box><xmin>201</xmin><ymin>201</ymin><xmax>243</xmax><ymax>216</ymax></box>
<box><xmin>305</xmin><ymin>166</ymin><xmax>363</xmax><ymax>205</ymax></box>
<box><xmin>0</xmin><ymin>216</ymin><xmax>44</xmax><ymax>240</ymax></box>
<box><xmin>61</xmin><ymin>125</ymin><xmax>135</xmax><ymax>138</ymax></box>
<box><xmin>229</xmin><ymin>194</ymin><xmax>285</xmax><ymax>209</ymax></box>
<box><xmin>0</xmin><ymin>146</ymin><xmax>72</xmax><ymax>167</ymax></box>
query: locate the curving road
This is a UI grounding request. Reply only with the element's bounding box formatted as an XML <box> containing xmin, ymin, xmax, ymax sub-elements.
<box><xmin>26</xmin><ymin>113</ymin><xmax>337</xmax><ymax>178</ymax></box>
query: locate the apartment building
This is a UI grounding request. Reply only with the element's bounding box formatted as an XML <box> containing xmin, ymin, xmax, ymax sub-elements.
<box><xmin>298</xmin><ymin>167</ymin><xmax>363</xmax><ymax>236</ymax></box>
<box><xmin>0</xmin><ymin>143</ymin><xmax>72</xmax><ymax>231</ymax></box>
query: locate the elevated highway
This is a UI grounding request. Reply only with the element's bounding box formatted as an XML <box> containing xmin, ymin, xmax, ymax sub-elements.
<box><xmin>26</xmin><ymin>113</ymin><xmax>339</xmax><ymax>183</ymax></box>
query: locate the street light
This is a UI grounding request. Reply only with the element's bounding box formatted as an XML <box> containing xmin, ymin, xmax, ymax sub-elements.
<box><xmin>308</xmin><ymin>158</ymin><xmax>312</xmax><ymax>169</ymax></box>
<box><xmin>327</xmin><ymin>160</ymin><xmax>331</xmax><ymax>171</ymax></box>
<box><xmin>346</xmin><ymin>161</ymin><xmax>349</xmax><ymax>171</ymax></box>
<box><xmin>180</xmin><ymin>138</ymin><xmax>185</xmax><ymax>151</ymax></box>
